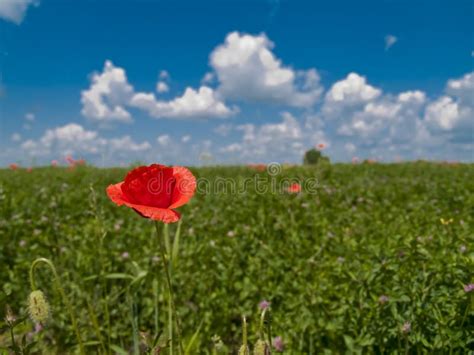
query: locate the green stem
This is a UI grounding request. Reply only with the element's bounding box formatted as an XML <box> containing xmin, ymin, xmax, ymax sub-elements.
<box><xmin>242</xmin><ymin>316</ymin><xmax>247</xmax><ymax>348</ymax></box>
<box><xmin>154</xmin><ymin>222</ymin><xmax>184</xmax><ymax>355</ymax></box>
<box><xmin>460</xmin><ymin>294</ymin><xmax>471</xmax><ymax>327</ymax></box>
<box><xmin>29</xmin><ymin>257</ymin><xmax>85</xmax><ymax>355</ymax></box>
<box><xmin>259</xmin><ymin>308</ymin><xmax>267</xmax><ymax>339</ymax></box>
<box><xmin>9</xmin><ymin>325</ymin><xmax>18</xmax><ymax>354</ymax></box>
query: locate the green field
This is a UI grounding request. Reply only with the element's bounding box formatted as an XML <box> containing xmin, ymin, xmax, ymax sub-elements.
<box><xmin>1</xmin><ymin>163</ymin><xmax>473</xmax><ymax>353</ymax></box>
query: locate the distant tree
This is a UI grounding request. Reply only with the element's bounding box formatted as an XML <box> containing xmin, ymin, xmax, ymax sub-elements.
<box><xmin>303</xmin><ymin>148</ymin><xmax>330</xmax><ymax>165</ymax></box>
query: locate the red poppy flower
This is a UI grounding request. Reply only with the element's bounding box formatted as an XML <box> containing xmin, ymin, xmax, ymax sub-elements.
<box><xmin>9</xmin><ymin>163</ymin><xmax>19</xmax><ymax>170</ymax></box>
<box><xmin>248</xmin><ymin>163</ymin><xmax>266</xmax><ymax>172</ymax></box>
<box><xmin>286</xmin><ymin>183</ymin><xmax>302</xmax><ymax>194</ymax></box>
<box><xmin>65</xmin><ymin>155</ymin><xmax>75</xmax><ymax>165</ymax></box>
<box><xmin>106</xmin><ymin>164</ymin><xmax>196</xmax><ymax>223</ymax></box>
<box><xmin>317</xmin><ymin>143</ymin><xmax>325</xmax><ymax>150</ymax></box>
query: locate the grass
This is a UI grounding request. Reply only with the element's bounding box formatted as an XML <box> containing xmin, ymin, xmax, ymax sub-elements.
<box><xmin>0</xmin><ymin>162</ymin><xmax>473</xmax><ymax>353</ymax></box>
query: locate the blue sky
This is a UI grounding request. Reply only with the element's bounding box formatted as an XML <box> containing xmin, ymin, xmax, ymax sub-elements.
<box><xmin>0</xmin><ymin>0</ymin><xmax>472</xmax><ymax>166</ymax></box>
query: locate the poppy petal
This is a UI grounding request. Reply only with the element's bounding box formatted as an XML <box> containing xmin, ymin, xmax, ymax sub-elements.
<box><xmin>106</xmin><ymin>182</ymin><xmax>180</xmax><ymax>223</ymax></box>
<box><xmin>132</xmin><ymin>204</ymin><xmax>180</xmax><ymax>223</ymax></box>
<box><xmin>169</xmin><ymin>166</ymin><xmax>196</xmax><ymax>209</ymax></box>
<box><xmin>107</xmin><ymin>182</ymin><xmax>129</xmax><ymax>205</ymax></box>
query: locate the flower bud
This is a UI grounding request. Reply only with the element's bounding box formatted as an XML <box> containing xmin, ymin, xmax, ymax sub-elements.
<box><xmin>28</xmin><ymin>290</ymin><xmax>50</xmax><ymax>324</ymax></box>
<box><xmin>238</xmin><ymin>345</ymin><xmax>250</xmax><ymax>355</ymax></box>
<box><xmin>253</xmin><ymin>339</ymin><xmax>269</xmax><ymax>355</ymax></box>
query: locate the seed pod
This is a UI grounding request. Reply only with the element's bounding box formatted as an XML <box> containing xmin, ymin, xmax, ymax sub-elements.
<box><xmin>28</xmin><ymin>290</ymin><xmax>50</xmax><ymax>324</ymax></box>
<box><xmin>253</xmin><ymin>339</ymin><xmax>269</xmax><ymax>355</ymax></box>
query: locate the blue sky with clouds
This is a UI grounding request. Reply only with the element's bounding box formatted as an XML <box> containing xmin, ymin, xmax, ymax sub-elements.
<box><xmin>0</xmin><ymin>0</ymin><xmax>472</xmax><ymax>166</ymax></box>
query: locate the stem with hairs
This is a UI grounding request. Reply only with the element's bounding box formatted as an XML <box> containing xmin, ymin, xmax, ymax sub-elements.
<box><xmin>29</xmin><ymin>257</ymin><xmax>85</xmax><ymax>355</ymax></box>
<box><xmin>154</xmin><ymin>221</ymin><xmax>184</xmax><ymax>355</ymax></box>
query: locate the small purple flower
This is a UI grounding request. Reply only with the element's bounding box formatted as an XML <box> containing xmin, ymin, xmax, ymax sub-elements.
<box><xmin>464</xmin><ymin>283</ymin><xmax>474</xmax><ymax>293</ymax></box>
<box><xmin>121</xmin><ymin>251</ymin><xmax>130</xmax><ymax>260</ymax></box>
<box><xmin>259</xmin><ymin>300</ymin><xmax>270</xmax><ymax>310</ymax></box>
<box><xmin>401</xmin><ymin>321</ymin><xmax>411</xmax><ymax>334</ymax></box>
<box><xmin>378</xmin><ymin>295</ymin><xmax>389</xmax><ymax>304</ymax></box>
<box><xmin>35</xmin><ymin>323</ymin><xmax>43</xmax><ymax>333</ymax></box>
<box><xmin>273</xmin><ymin>336</ymin><xmax>284</xmax><ymax>352</ymax></box>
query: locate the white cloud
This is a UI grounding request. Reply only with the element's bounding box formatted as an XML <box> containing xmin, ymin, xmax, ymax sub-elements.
<box><xmin>159</xmin><ymin>70</ymin><xmax>169</xmax><ymax>80</ymax></box>
<box><xmin>201</xmin><ymin>72</ymin><xmax>215</xmax><ymax>84</ymax></box>
<box><xmin>446</xmin><ymin>72</ymin><xmax>474</xmax><ymax>102</ymax></box>
<box><xmin>21</xmin><ymin>123</ymin><xmax>151</xmax><ymax>159</ymax></box>
<box><xmin>214</xmin><ymin>123</ymin><xmax>233</xmax><ymax>136</ymax></box>
<box><xmin>25</xmin><ymin>112</ymin><xmax>35</xmax><ymax>122</ymax></box>
<box><xmin>181</xmin><ymin>135</ymin><xmax>191</xmax><ymax>143</ymax></box>
<box><xmin>131</xmin><ymin>86</ymin><xmax>236</xmax><ymax>119</ymax></box>
<box><xmin>82</xmin><ymin>61</ymin><xmax>236</xmax><ymax>121</ymax></box>
<box><xmin>0</xmin><ymin>0</ymin><xmax>38</xmax><ymax>24</ymax></box>
<box><xmin>108</xmin><ymin>136</ymin><xmax>151</xmax><ymax>152</ymax></box>
<box><xmin>221</xmin><ymin>112</ymin><xmax>308</xmax><ymax>161</ymax></box>
<box><xmin>157</xmin><ymin>134</ymin><xmax>171</xmax><ymax>146</ymax></box>
<box><xmin>424</xmin><ymin>72</ymin><xmax>473</xmax><ymax>142</ymax></box>
<box><xmin>11</xmin><ymin>133</ymin><xmax>21</xmax><ymax>142</ymax></box>
<box><xmin>344</xmin><ymin>142</ymin><xmax>356</xmax><ymax>153</ymax></box>
<box><xmin>384</xmin><ymin>35</ymin><xmax>398</xmax><ymax>51</ymax></box>
<box><xmin>425</xmin><ymin>96</ymin><xmax>461</xmax><ymax>130</ymax></box>
<box><xmin>81</xmin><ymin>60</ymin><xmax>134</xmax><ymax>123</ymax></box>
<box><xmin>156</xmin><ymin>81</ymin><xmax>169</xmax><ymax>93</ymax></box>
<box><xmin>219</xmin><ymin>143</ymin><xmax>243</xmax><ymax>153</ymax></box>
<box><xmin>324</xmin><ymin>73</ymin><xmax>381</xmax><ymax>110</ymax></box>
<box><xmin>210</xmin><ymin>32</ymin><xmax>323</xmax><ymax>107</ymax></box>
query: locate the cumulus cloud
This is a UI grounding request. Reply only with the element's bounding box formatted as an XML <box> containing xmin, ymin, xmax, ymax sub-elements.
<box><xmin>81</xmin><ymin>61</ymin><xmax>134</xmax><ymax>123</ymax></box>
<box><xmin>220</xmin><ymin>112</ymin><xmax>309</xmax><ymax>162</ymax></box>
<box><xmin>0</xmin><ymin>0</ymin><xmax>38</xmax><ymax>24</ymax></box>
<box><xmin>424</xmin><ymin>72</ymin><xmax>473</xmax><ymax>142</ymax></box>
<box><xmin>159</xmin><ymin>70</ymin><xmax>169</xmax><ymax>80</ymax></box>
<box><xmin>309</xmin><ymin>70</ymin><xmax>473</xmax><ymax>161</ymax></box>
<box><xmin>201</xmin><ymin>72</ymin><xmax>215</xmax><ymax>84</ymax></box>
<box><xmin>25</xmin><ymin>113</ymin><xmax>35</xmax><ymax>122</ymax></box>
<box><xmin>384</xmin><ymin>35</ymin><xmax>398</xmax><ymax>51</ymax></box>
<box><xmin>156</xmin><ymin>81</ymin><xmax>169</xmax><ymax>93</ymax></box>
<box><xmin>82</xmin><ymin>61</ymin><xmax>235</xmax><ymax>121</ymax></box>
<box><xmin>20</xmin><ymin>123</ymin><xmax>150</xmax><ymax>161</ymax></box>
<box><xmin>324</xmin><ymin>73</ymin><xmax>381</xmax><ymax>111</ymax></box>
<box><xmin>157</xmin><ymin>134</ymin><xmax>171</xmax><ymax>146</ymax></box>
<box><xmin>11</xmin><ymin>133</ymin><xmax>22</xmax><ymax>142</ymax></box>
<box><xmin>210</xmin><ymin>32</ymin><xmax>323</xmax><ymax>107</ymax></box>
<box><xmin>108</xmin><ymin>136</ymin><xmax>151</xmax><ymax>152</ymax></box>
<box><xmin>131</xmin><ymin>86</ymin><xmax>237</xmax><ymax>119</ymax></box>
<box><xmin>214</xmin><ymin>123</ymin><xmax>233</xmax><ymax>136</ymax></box>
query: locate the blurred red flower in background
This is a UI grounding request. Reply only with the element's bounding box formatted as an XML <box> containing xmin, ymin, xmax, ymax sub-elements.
<box><xmin>248</xmin><ymin>163</ymin><xmax>267</xmax><ymax>172</ymax></box>
<box><xmin>286</xmin><ymin>183</ymin><xmax>302</xmax><ymax>194</ymax></box>
<box><xmin>9</xmin><ymin>163</ymin><xmax>19</xmax><ymax>170</ymax></box>
<box><xmin>106</xmin><ymin>164</ymin><xmax>196</xmax><ymax>223</ymax></box>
